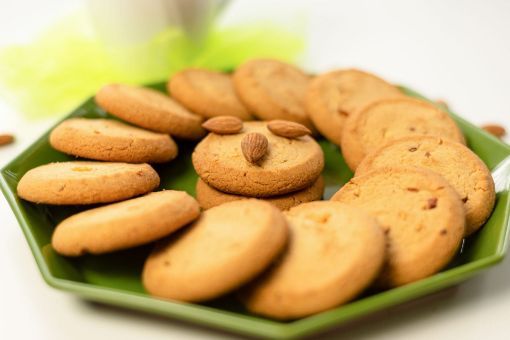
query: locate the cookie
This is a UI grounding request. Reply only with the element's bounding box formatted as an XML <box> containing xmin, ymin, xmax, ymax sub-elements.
<box><xmin>142</xmin><ymin>199</ymin><xmax>288</xmax><ymax>302</ymax></box>
<box><xmin>195</xmin><ymin>176</ymin><xmax>324</xmax><ymax>210</ymax></box>
<box><xmin>331</xmin><ymin>167</ymin><xmax>465</xmax><ymax>287</ymax></box>
<box><xmin>305</xmin><ymin>69</ymin><xmax>404</xmax><ymax>145</ymax></box>
<box><xmin>17</xmin><ymin>161</ymin><xmax>159</xmax><ymax>205</ymax></box>
<box><xmin>52</xmin><ymin>190</ymin><xmax>200</xmax><ymax>256</ymax></box>
<box><xmin>192</xmin><ymin>121</ymin><xmax>324</xmax><ymax>197</ymax></box>
<box><xmin>50</xmin><ymin>118</ymin><xmax>178</xmax><ymax>163</ymax></box>
<box><xmin>241</xmin><ymin>201</ymin><xmax>385</xmax><ymax>319</ymax></box>
<box><xmin>233</xmin><ymin>59</ymin><xmax>314</xmax><ymax>130</ymax></box>
<box><xmin>168</xmin><ymin>69</ymin><xmax>253</xmax><ymax>120</ymax></box>
<box><xmin>95</xmin><ymin>83</ymin><xmax>206</xmax><ymax>140</ymax></box>
<box><xmin>356</xmin><ymin>136</ymin><xmax>495</xmax><ymax>235</ymax></box>
<box><xmin>341</xmin><ymin>98</ymin><xmax>466</xmax><ymax>170</ymax></box>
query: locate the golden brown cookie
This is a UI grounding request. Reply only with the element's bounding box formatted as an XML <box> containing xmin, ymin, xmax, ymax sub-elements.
<box><xmin>17</xmin><ymin>161</ymin><xmax>159</xmax><ymax>205</ymax></box>
<box><xmin>305</xmin><ymin>69</ymin><xmax>404</xmax><ymax>145</ymax></box>
<box><xmin>331</xmin><ymin>167</ymin><xmax>465</xmax><ymax>287</ymax></box>
<box><xmin>233</xmin><ymin>59</ymin><xmax>314</xmax><ymax>130</ymax></box>
<box><xmin>341</xmin><ymin>98</ymin><xmax>465</xmax><ymax>170</ymax></box>
<box><xmin>192</xmin><ymin>121</ymin><xmax>324</xmax><ymax>197</ymax></box>
<box><xmin>50</xmin><ymin>118</ymin><xmax>178</xmax><ymax>163</ymax></box>
<box><xmin>52</xmin><ymin>191</ymin><xmax>200</xmax><ymax>256</ymax></box>
<box><xmin>356</xmin><ymin>136</ymin><xmax>495</xmax><ymax>235</ymax></box>
<box><xmin>241</xmin><ymin>201</ymin><xmax>385</xmax><ymax>320</ymax></box>
<box><xmin>142</xmin><ymin>199</ymin><xmax>288</xmax><ymax>302</ymax></box>
<box><xmin>195</xmin><ymin>176</ymin><xmax>324</xmax><ymax>210</ymax></box>
<box><xmin>168</xmin><ymin>69</ymin><xmax>253</xmax><ymax>120</ymax></box>
<box><xmin>95</xmin><ymin>83</ymin><xmax>206</xmax><ymax>140</ymax></box>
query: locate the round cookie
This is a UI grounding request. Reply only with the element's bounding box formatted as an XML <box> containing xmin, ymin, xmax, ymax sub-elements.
<box><xmin>192</xmin><ymin>121</ymin><xmax>324</xmax><ymax>197</ymax></box>
<box><xmin>241</xmin><ymin>201</ymin><xmax>385</xmax><ymax>320</ymax></box>
<box><xmin>168</xmin><ymin>69</ymin><xmax>253</xmax><ymax>120</ymax></box>
<box><xmin>95</xmin><ymin>83</ymin><xmax>206</xmax><ymax>140</ymax></box>
<box><xmin>305</xmin><ymin>69</ymin><xmax>404</xmax><ymax>145</ymax></box>
<box><xmin>356</xmin><ymin>136</ymin><xmax>495</xmax><ymax>236</ymax></box>
<box><xmin>341</xmin><ymin>98</ymin><xmax>466</xmax><ymax>170</ymax></box>
<box><xmin>17</xmin><ymin>161</ymin><xmax>159</xmax><ymax>205</ymax></box>
<box><xmin>142</xmin><ymin>199</ymin><xmax>288</xmax><ymax>302</ymax></box>
<box><xmin>50</xmin><ymin>118</ymin><xmax>178</xmax><ymax>163</ymax></box>
<box><xmin>331</xmin><ymin>167</ymin><xmax>465</xmax><ymax>287</ymax></box>
<box><xmin>52</xmin><ymin>190</ymin><xmax>200</xmax><ymax>256</ymax></box>
<box><xmin>233</xmin><ymin>59</ymin><xmax>314</xmax><ymax>130</ymax></box>
<box><xmin>195</xmin><ymin>176</ymin><xmax>324</xmax><ymax>210</ymax></box>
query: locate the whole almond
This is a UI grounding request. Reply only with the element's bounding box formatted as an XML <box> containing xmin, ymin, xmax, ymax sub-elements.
<box><xmin>202</xmin><ymin>116</ymin><xmax>243</xmax><ymax>135</ymax></box>
<box><xmin>0</xmin><ymin>134</ymin><xmax>14</xmax><ymax>146</ymax></box>
<box><xmin>482</xmin><ymin>124</ymin><xmax>506</xmax><ymax>138</ymax></box>
<box><xmin>241</xmin><ymin>133</ymin><xmax>268</xmax><ymax>164</ymax></box>
<box><xmin>267</xmin><ymin>120</ymin><xmax>311</xmax><ymax>138</ymax></box>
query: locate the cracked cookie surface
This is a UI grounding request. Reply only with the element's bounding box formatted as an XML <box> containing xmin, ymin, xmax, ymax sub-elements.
<box><xmin>241</xmin><ymin>201</ymin><xmax>385</xmax><ymax>319</ymax></box>
<box><xmin>341</xmin><ymin>98</ymin><xmax>465</xmax><ymax>171</ymax></box>
<box><xmin>142</xmin><ymin>199</ymin><xmax>288</xmax><ymax>302</ymax></box>
<box><xmin>356</xmin><ymin>136</ymin><xmax>495</xmax><ymax>235</ymax></box>
<box><xmin>52</xmin><ymin>190</ymin><xmax>200</xmax><ymax>256</ymax></box>
<box><xmin>233</xmin><ymin>59</ymin><xmax>314</xmax><ymax>130</ymax></box>
<box><xmin>168</xmin><ymin>68</ymin><xmax>253</xmax><ymax>120</ymax></box>
<box><xmin>331</xmin><ymin>166</ymin><xmax>465</xmax><ymax>287</ymax></box>
<box><xmin>192</xmin><ymin>121</ymin><xmax>324</xmax><ymax>197</ymax></box>
<box><xmin>17</xmin><ymin>161</ymin><xmax>159</xmax><ymax>205</ymax></box>
<box><xmin>96</xmin><ymin>84</ymin><xmax>206</xmax><ymax>140</ymax></box>
<box><xmin>50</xmin><ymin>118</ymin><xmax>178</xmax><ymax>163</ymax></box>
<box><xmin>306</xmin><ymin>69</ymin><xmax>404</xmax><ymax>145</ymax></box>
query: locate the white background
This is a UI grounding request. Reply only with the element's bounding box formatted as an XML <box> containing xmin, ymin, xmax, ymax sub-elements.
<box><xmin>1</xmin><ymin>1</ymin><xmax>509</xmax><ymax>339</ymax></box>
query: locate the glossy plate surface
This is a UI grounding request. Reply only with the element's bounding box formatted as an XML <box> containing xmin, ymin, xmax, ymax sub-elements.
<box><xmin>1</xmin><ymin>84</ymin><xmax>510</xmax><ymax>339</ymax></box>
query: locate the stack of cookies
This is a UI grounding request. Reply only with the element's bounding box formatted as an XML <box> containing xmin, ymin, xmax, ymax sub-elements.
<box><xmin>192</xmin><ymin>118</ymin><xmax>325</xmax><ymax>210</ymax></box>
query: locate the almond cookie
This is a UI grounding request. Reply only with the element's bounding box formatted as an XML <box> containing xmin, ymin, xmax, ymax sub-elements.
<box><xmin>195</xmin><ymin>176</ymin><xmax>324</xmax><ymax>210</ymax></box>
<box><xmin>52</xmin><ymin>191</ymin><xmax>199</xmax><ymax>256</ymax></box>
<box><xmin>168</xmin><ymin>69</ymin><xmax>253</xmax><ymax>120</ymax></box>
<box><xmin>356</xmin><ymin>136</ymin><xmax>495</xmax><ymax>236</ymax></box>
<box><xmin>305</xmin><ymin>69</ymin><xmax>404</xmax><ymax>145</ymax></box>
<box><xmin>331</xmin><ymin>167</ymin><xmax>465</xmax><ymax>287</ymax></box>
<box><xmin>142</xmin><ymin>199</ymin><xmax>288</xmax><ymax>302</ymax></box>
<box><xmin>341</xmin><ymin>98</ymin><xmax>465</xmax><ymax>170</ymax></box>
<box><xmin>50</xmin><ymin>118</ymin><xmax>178</xmax><ymax>163</ymax></box>
<box><xmin>233</xmin><ymin>59</ymin><xmax>314</xmax><ymax>130</ymax></box>
<box><xmin>192</xmin><ymin>121</ymin><xmax>324</xmax><ymax>197</ymax></box>
<box><xmin>241</xmin><ymin>201</ymin><xmax>385</xmax><ymax>320</ymax></box>
<box><xmin>95</xmin><ymin>84</ymin><xmax>206</xmax><ymax>140</ymax></box>
<box><xmin>17</xmin><ymin>161</ymin><xmax>159</xmax><ymax>205</ymax></box>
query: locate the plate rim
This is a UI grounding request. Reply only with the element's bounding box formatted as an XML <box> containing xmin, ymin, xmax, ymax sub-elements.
<box><xmin>2</xmin><ymin>88</ymin><xmax>510</xmax><ymax>339</ymax></box>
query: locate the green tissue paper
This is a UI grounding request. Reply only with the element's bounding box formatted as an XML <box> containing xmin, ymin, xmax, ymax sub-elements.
<box><xmin>0</xmin><ymin>13</ymin><xmax>304</xmax><ymax>118</ymax></box>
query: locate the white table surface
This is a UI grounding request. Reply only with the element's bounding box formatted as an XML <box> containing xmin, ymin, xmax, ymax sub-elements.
<box><xmin>1</xmin><ymin>1</ymin><xmax>509</xmax><ymax>339</ymax></box>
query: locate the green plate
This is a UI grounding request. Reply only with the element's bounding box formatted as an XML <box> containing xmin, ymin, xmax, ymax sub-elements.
<box><xmin>2</xmin><ymin>83</ymin><xmax>510</xmax><ymax>339</ymax></box>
